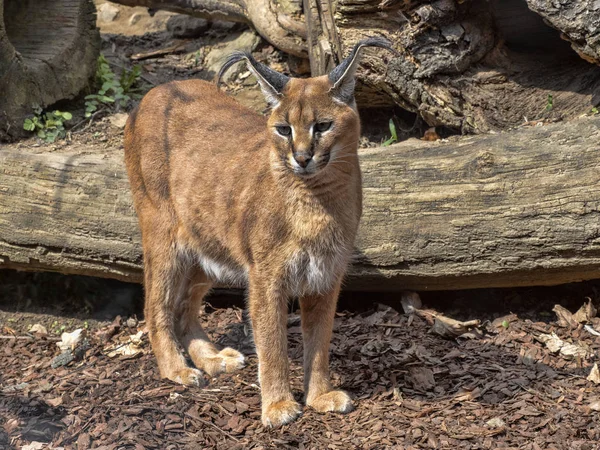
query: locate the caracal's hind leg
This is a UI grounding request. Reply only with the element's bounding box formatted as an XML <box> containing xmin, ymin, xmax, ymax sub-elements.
<box><xmin>177</xmin><ymin>269</ymin><xmax>245</xmax><ymax>377</ymax></box>
<box><xmin>143</xmin><ymin>226</ymin><xmax>205</xmax><ymax>387</ymax></box>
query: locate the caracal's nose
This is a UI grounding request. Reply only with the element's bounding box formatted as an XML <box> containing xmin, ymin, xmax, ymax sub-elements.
<box><xmin>293</xmin><ymin>153</ymin><xmax>312</xmax><ymax>168</ymax></box>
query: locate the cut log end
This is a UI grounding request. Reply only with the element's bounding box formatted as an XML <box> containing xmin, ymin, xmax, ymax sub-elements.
<box><xmin>0</xmin><ymin>0</ymin><xmax>100</xmax><ymax>141</ymax></box>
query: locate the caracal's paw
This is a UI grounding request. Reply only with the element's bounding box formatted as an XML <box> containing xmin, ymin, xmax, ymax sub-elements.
<box><xmin>200</xmin><ymin>347</ymin><xmax>245</xmax><ymax>377</ymax></box>
<box><xmin>168</xmin><ymin>367</ymin><xmax>207</xmax><ymax>387</ymax></box>
<box><xmin>218</xmin><ymin>347</ymin><xmax>245</xmax><ymax>373</ymax></box>
<box><xmin>262</xmin><ymin>400</ymin><xmax>302</xmax><ymax>427</ymax></box>
<box><xmin>307</xmin><ymin>390</ymin><xmax>354</xmax><ymax>414</ymax></box>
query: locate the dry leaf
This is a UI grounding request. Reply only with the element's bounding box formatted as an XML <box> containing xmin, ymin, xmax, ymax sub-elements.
<box><xmin>401</xmin><ymin>291</ymin><xmax>422</xmax><ymax>314</ymax></box>
<box><xmin>537</xmin><ymin>333</ymin><xmax>590</xmax><ymax>359</ymax></box>
<box><xmin>492</xmin><ymin>314</ymin><xmax>518</xmax><ymax>328</ymax></box>
<box><xmin>552</xmin><ymin>304</ymin><xmax>579</xmax><ymax>328</ymax></box>
<box><xmin>587</xmin><ymin>363</ymin><xmax>600</xmax><ymax>385</ymax></box>
<box><xmin>56</xmin><ymin>328</ymin><xmax>86</xmax><ymax>352</ymax></box>
<box><xmin>553</xmin><ymin>300</ymin><xmax>597</xmax><ymax>328</ymax></box>
<box><xmin>46</xmin><ymin>396</ymin><xmax>64</xmax><ymax>407</ymax></box>
<box><xmin>429</xmin><ymin>314</ymin><xmax>480</xmax><ymax>339</ymax></box>
<box><xmin>486</xmin><ymin>417</ymin><xmax>506</xmax><ymax>428</ymax></box>
<box><xmin>22</xmin><ymin>443</ymin><xmax>45</xmax><ymax>450</ymax></box>
<box><xmin>106</xmin><ymin>330</ymin><xmax>145</xmax><ymax>359</ymax></box>
<box><xmin>589</xmin><ymin>399</ymin><xmax>600</xmax><ymax>412</ymax></box>
<box><xmin>29</xmin><ymin>323</ymin><xmax>48</xmax><ymax>335</ymax></box>
<box><xmin>422</xmin><ymin>127</ymin><xmax>440</xmax><ymax>141</ymax></box>
<box><xmin>573</xmin><ymin>299</ymin><xmax>597</xmax><ymax>323</ymax></box>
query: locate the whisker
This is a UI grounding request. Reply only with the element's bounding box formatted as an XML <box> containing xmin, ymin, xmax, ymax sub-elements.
<box><xmin>332</xmin><ymin>140</ymin><xmax>361</xmax><ymax>154</ymax></box>
<box><xmin>328</xmin><ymin>159</ymin><xmax>353</xmax><ymax>167</ymax></box>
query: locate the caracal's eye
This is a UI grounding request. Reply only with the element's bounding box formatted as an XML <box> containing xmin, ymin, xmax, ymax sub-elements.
<box><xmin>275</xmin><ymin>125</ymin><xmax>292</xmax><ymax>137</ymax></box>
<box><xmin>315</xmin><ymin>121</ymin><xmax>333</xmax><ymax>133</ymax></box>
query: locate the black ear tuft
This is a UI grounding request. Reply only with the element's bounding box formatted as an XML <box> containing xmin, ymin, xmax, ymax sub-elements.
<box><xmin>216</xmin><ymin>52</ymin><xmax>248</xmax><ymax>88</ymax></box>
<box><xmin>217</xmin><ymin>51</ymin><xmax>290</xmax><ymax>105</ymax></box>
<box><xmin>329</xmin><ymin>37</ymin><xmax>397</xmax><ymax>104</ymax></box>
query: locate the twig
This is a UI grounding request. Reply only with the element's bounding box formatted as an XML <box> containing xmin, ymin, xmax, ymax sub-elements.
<box><xmin>374</xmin><ymin>322</ymin><xmax>404</xmax><ymax>328</ymax></box>
<box><xmin>0</xmin><ymin>335</ymin><xmax>61</xmax><ymax>341</ymax></box>
<box><xmin>584</xmin><ymin>324</ymin><xmax>600</xmax><ymax>336</ymax></box>
<box><xmin>63</xmin><ymin>413</ymin><xmax>97</xmax><ymax>444</ymax></box>
<box><xmin>71</xmin><ymin>108</ymin><xmax>107</xmax><ymax>133</ymax></box>
<box><xmin>131</xmin><ymin>42</ymin><xmax>187</xmax><ymax>61</ymax></box>
<box><xmin>185</xmin><ymin>413</ymin><xmax>240</xmax><ymax>442</ymax></box>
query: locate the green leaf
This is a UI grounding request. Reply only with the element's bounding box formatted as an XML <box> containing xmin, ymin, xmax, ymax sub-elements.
<box><xmin>546</xmin><ymin>94</ymin><xmax>553</xmax><ymax>111</ymax></box>
<box><xmin>61</xmin><ymin>111</ymin><xmax>72</xmax><ymax>121</ymax></box>
<box><xmin>501</xmin><ymin>320</ymin><xmax>509</xmax><ymax>329</ymax></box>
<box><xmin>382</xmin><ymin>137</ymin><xmax>395</xmax><ymax>147</ymax></box>
<box><xmin>382</xmin><ymin>118</ymin><xmax>398</xmax><ymax>146</ymax></box>
<box><xmin>23</xmin><ymin>119</ymin><xmax>35</xmax><ymax>131</ymax></box>
<box><xmin>389</xmin><ymin>118</ymin><xmax>397</xmax><ymax>141</ymax></box>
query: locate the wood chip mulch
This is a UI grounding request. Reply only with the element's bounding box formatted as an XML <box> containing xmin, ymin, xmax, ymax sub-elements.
<box><xmin>1</xmin><ymin>303</ymin><xmax>599</xmax><ymax>449</ymax></box>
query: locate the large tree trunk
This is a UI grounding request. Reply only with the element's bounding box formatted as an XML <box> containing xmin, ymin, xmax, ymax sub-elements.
<box><xmin>0</xmin><ymin>0</ymin><xmax>101</xmax><ymax>141</ymax></box>
<box><xmin>1</xmin><ymin>116</ymin><xmax>600</xmax><ymax>291</ymax></box>
<box><xmin>108</xmin><ymin>0</ymin><xmax>600</xmax><ymax>134</ymax></box>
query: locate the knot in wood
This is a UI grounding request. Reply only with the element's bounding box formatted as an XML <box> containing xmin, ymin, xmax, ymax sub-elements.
<box><xmin>474</xmin><ymin>151</ymin><xmax>495</xmax><ymax>176</ymax></box>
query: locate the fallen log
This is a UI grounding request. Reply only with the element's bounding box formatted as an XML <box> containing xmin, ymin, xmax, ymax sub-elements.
<box><xmin>1</xmin><ymin>116</ymin><xmax>600</xmax><ymax>290</ymax></box>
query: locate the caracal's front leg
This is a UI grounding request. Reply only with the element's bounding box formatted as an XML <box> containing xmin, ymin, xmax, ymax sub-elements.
<box><xmin>248</xmin><ymin>275</ymin><xmax>301</xmax><ymax>427</ymax></box>
<box><xmin>300</xmin><ymin>283</ymin><xmax>353</xmax><ymax>414</ymax></box>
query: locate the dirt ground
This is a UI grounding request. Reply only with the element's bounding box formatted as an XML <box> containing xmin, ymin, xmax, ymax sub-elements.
<box><xmin>1</xmin><ymin>270</ymin><xmax>600</xmax><ymax>449</ymax></box>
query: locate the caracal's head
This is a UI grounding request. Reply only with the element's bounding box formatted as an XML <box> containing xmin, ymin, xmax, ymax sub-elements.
<box><xmin>218</xmin><ymin>37</ymin><xmax>395</xmax><ymax>177</ymax></box>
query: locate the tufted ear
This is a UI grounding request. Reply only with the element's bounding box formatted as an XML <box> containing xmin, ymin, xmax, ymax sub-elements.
<box><xmin>217</xmin><ymin>51</ymin><xmax>290</xmax><ymax>106</ymax></box>
<box><xmin>328</xmin><ymin>37</ymin><xmax>396</xmax><ymax>104</ymax></box>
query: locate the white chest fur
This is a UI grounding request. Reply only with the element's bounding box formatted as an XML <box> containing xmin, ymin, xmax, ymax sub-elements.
<box><xmin>286</xmin><ymin>245</ymin><xmax>349</xmax><ymax>296</ymax></box>
<box><xmin>197</xmin><ymin>253</ymin><xmax>248</xmax><ymax>286</ymax></box>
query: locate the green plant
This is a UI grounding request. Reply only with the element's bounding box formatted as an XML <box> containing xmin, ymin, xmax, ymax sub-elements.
<box><xmin>23</xmin><ymin>106</ymin><xmax>73</xmax><ymax>142</ymax></box>
<box><xmin>85</xmin><ymin>54</ymin><xmax>142</xmax><ymax>118</ymax></box>
<box><xmin>591</xmin><ymin>107</ymin><xmax>598</xmax><ymax>115</ymax></box>
<box><xmin>193</xmin><ymin>50</ymin><xmax>202</xmax><ymax>68</ymax></box>
<box><xmin>382</xmin><ymin>118</ymin><xmax>398</xmax><ymax>146</ymax></box>
<box><xmin>545</xmin><ymin>94</ymin><xmax>554</xmax><ymax>112</ymax></box>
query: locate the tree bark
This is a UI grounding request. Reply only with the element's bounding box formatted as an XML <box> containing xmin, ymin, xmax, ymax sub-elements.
<box><xmin>0</xmin><ymin>0</ymin><xmax>101</xmax><ymax>141</ymax></box>
<box><xmin>108</xmin><ymin>0</ymin><xmax>600</xmax><ymax>134</ymax></box>
<box><xmin>318</xmin><ymin>0</ymin><xmax>600</xmax><ymax>133</ymax></box>
<box><xmin>1</xmin><ymin>117</ymin><xmax>600</xmax><ymax>291</ymax></box>
<box><xmin>526</xmin><ymin>0</ymin><xmax>600</xmax><ymax>65</ymax></box>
